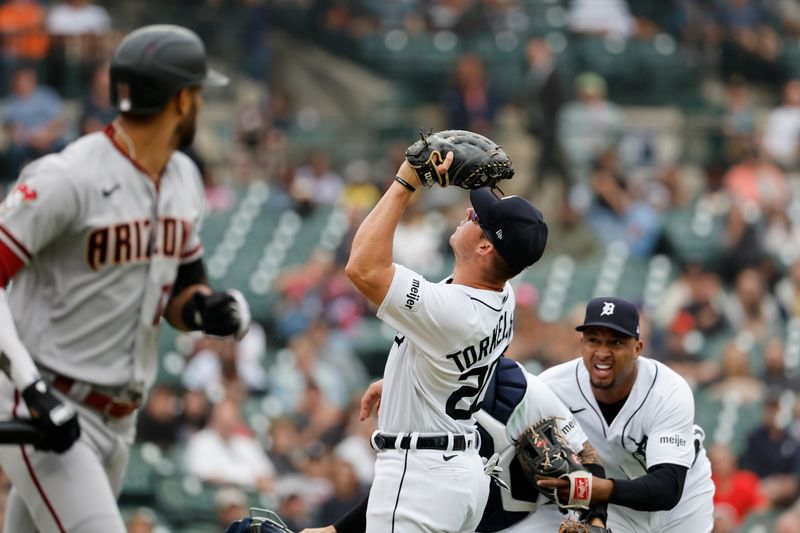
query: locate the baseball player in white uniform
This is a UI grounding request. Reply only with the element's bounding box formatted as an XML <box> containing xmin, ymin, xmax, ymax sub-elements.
<box><xmin>295</xmin><ymin>355</ymin><xmax>611</xmax><ymax>533</ymax></box>
<box><xmin>0</xmin><ymin>25</ymin><xmax>250</xmax><ymax>533</ymax></box>
<box><xmin>535</xmin><ymin>297</ymin><xmax>715</xmax><ymax>533</ymax></box>
<box><xmin>344</xmin><ymin>154</ymin><xmax>548</xmax><ymax>532</ymax></box>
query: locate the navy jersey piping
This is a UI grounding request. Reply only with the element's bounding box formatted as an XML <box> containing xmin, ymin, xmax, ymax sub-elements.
<box><xmin>575</xmin><ymin>360</ymin><xmax>607</xmax><ymax>438</ymax></box>
<box><xmin>620</xmin><ymin>363</ymin><xmax>659</xmax><ymax>452</ymax></box>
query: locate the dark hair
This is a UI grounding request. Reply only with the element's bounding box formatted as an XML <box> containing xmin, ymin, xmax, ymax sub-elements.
<box><xmin>489</xmin><ymin>248</ymin><xmax>522</xmax><ymax>283</ymax></box>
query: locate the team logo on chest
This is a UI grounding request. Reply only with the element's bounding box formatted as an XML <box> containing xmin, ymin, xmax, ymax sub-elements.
<box><xmin>86</xmin><ymin>216</ymin><xmax>192</xmax><ymax>270</ymax></box>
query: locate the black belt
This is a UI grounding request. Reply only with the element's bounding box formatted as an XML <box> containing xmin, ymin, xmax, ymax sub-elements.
<box><xmin>372</xmin><ymin>433</ymin><xmax>470</xmax><ymax>451</ymax></box>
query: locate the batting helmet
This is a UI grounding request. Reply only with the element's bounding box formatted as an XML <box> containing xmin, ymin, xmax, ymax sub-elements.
<box><xmin>109</xmin><ymin>24</ymin><xmax>229</xmax><ymax>115</ymax></box>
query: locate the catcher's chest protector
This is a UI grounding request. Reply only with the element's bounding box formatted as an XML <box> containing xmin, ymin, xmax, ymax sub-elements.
<box><xmin>476</xmin><ymin>358</ymin><xmax>535</xmax><ymax>532</ymax></box>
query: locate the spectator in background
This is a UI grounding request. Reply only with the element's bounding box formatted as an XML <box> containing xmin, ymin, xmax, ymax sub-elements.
<box><xmin>442</xmin><ymin>53</ymin><xmax>500</xmax><ymax>136</ymax></box>
<box><xmin>543</xmin><ymin>192</ymin><xmax>603</xmax><ymax>260</ymax></box>
<box><xmin>778</xmin><ymin>0</ymin><xmax>800</xmax><ymax>38</ymax></box>
<box><xmin>522</xmin><ymin>36</ymin><xmax>568</xmax><ymax>189</ymax></box>
<box><xmin>585</xmin><ymin>150</ymin><xmax>662</xmax><ymax>257</ymax></box>
<box><xmin>718</xmin><ymin>75</ymin><xmax>757</xmax><ymax>164</ymax></box>
<box><xmin>334</xmin><ymin>401</ymin><xmax>376</xmax><ymax>486</ymax></box>
<box><xmin>315</xmin><ymin>457</ymin><xmax>368</xmax><ymax>525</ymax></box>
<box><xmin>740</xmin><ymin>392</ymin><xmax>800</xmax><ymax>507</ymax></box>
<box><xmin>180</xmin><ymin>388</ymin><xmax>211</xmax><ymax>439</ymax></box>
<box><xmin>278</xmin><ymin>492</ymin><xmax>313</xmax><ymax>532</ymax></box>
<box><xmin>717</xmin><ymin>0</ymin><xmax>784</xmax><ymax>85</ymax></box>
<box><xmin>46</xmin><ymin>0</ymin><xmax>110</xmax><ymax>37</ymax></box>
<box><xmin>723</xmin><ymin>143</ymin><xmax>787</xmax><ymax>213</ymax></box>
<box><xmin>268</xmin><ymin>334</ymin><xmax>349</xmax><ymax>413</ymax></box>
<box><xmin>2</xmin><ymin>63</ymin><xmax>65</xmax><ymax>182</ymax></box>
<box><xmin>567</xmin><ymin>0</ymin><xmax>635</xmax><ymax>39</ymax></box>
<box><xmin>654</xmin><ymin>262</ymin><xmax>726</xmax><ymax>331</ymax></box>
<box><xmin>215</xmin><ymin>487</ymin><xmax>250</xmax><ymax>531</ymax></box>
<box><xmin>125</xmin><ymin>507</ymin><xmax>157</xmax><ymax>533</ymax></box>
<box><xmin>45</xmin><ymin>0</ymin><xmax>111</xmax><ymax>93</ymax></box>
<box><xmin>776</xmin><ymin>257</ymin><xmax>800</xmax><ymax>318</ymax></box>
<box><xmin>705</xmin><ymin>339</ymin><xmax>764</xmax><ymax>403</ymax></box>
<box><xmin>78</xmin><ymin>61</ymin><xmax>115</xmax><ymax>134</ymax></box>
<box><xmin>763</xmin><ymin>79</ymin><xmax>800</xmax><ymax>169</ymax></box>
<box><xmin>266</xmin><ymin>416</ymin><xmax>302</xmax><ymax>476</ymax></box>
<box><xmin>293</xmin><ymin>380</ymin><xmax>344</xmax><ymax>448</ymax></box>
<box><xmin>724</xmin><ymin>267</ymin><xmax>783</xmax><ymax>343</ymax></box>
<box><xmin>240</xmin><ymin>0</ymin><xmax>271</xmax><ymax>80</ymax></box>
<box><xmin>135</xmin><ymin>384</ymin><xmax>182</xmax><ymax>450</ymax></box>
<box><xmin>0</xmin><ymin>0</ymin><xmax>48</xmax><ymax>92</ymax></box>
<box><xmin>776</xmin><ymin>501</ymin><xmax>800</xmax><ymax>533</ymax></box>
<box><xmin>558</xmin><ymin>72</ymin><xmax>623</xmax><ymax>188</ymax></box>
<box><xmin>184</xmin><ymin>397</ymin><xmax>276</xmax><ymax>494</ymax></box>
<box><xmin>291</xmin><ymin>150</ymin><xmax>344</xmax><ymax>209</ymax></box>
<box><xmin>719</xmin><ymin>203</ymin><xmax>769</xmax><ymax>285</ymax></box>
<box><xmin>506</xmin><ymin>282</ymin><xmax>547</xmax><ymax>364</ymax></box>
<box><xmin>182</xmin><ymin>323</ymin><xmax>268</xmax><ymax>394</ymax></box>
<box><xmin>709</xmin><ymin>442</ymin><xmax>768</xmax><ymax>526</ymax></box>
<box><xmin>712</xmin><ymin>504</ymin><xmax>739</xmax><ymax>533</ymax></box>
<box><xmin>761</xmin><ymin>339</ymin><xmax>800</xmax><ymax>393</ymax></box>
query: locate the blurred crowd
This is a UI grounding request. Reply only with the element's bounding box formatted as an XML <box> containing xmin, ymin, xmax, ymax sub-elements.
<box><xmin>0</xmin><ymin>1</ymin><xmax>800</xmax><ymax>532</ymax></box>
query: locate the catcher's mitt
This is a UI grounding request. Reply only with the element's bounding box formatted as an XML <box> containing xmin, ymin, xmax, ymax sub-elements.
<box><xmin>515</xmin><ymin>418</ymin><xmax>592</xmax><ymax>509</ymax></box>
<box><xmin>559</xmin><ymin>517</ymin><xmax>613</xmax><ymax>533</ymax></box>
<box><xmin>224</xmin><ymin>508</ymin><xmax>294</xmax><ymax>533</ymax></box>
<box><xmin>404</xmin><ymin>129</ymin><xmax>514</xmax><ymax>189</ymax></box>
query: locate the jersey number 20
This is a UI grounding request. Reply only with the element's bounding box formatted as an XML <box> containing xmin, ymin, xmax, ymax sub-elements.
<box><xmin>446</xmin><ymin>360</ymin><xmax>497</xmax><ymax>420</ymax></box>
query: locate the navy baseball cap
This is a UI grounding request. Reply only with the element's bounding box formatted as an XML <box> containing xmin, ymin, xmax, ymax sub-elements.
<box><xmin>470</xmin><ymin>188</ymin><xmax>548</xmax><ymax>271</ymax></box>
<box><xmin>576</xmin><ymin>297</ymin><xmax>640</xmax><ymax>339</ymax></box>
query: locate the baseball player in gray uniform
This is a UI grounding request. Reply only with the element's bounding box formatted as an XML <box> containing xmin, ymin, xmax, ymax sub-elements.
<box><xmin>534</xmin><ymin>297</ymin><xmax>715</xmax><ymax>532</ymax></box>
<box><xmin>0</xmin><ymin>25</ymin><xmax>250</xmax><ymax>533</ymax></box>
<box><xmin>344</xmin><ymin>155</ymin><xmax>548</xmax><ymax>532</ymax></box>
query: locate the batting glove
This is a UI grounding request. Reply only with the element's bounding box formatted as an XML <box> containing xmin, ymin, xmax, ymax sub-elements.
<box><xmin>187</xmin><ymin>289</ymin><xmax>251</xmax><ymax>340</ymax></box>
<box><xmin>21</xmin><ymin>379</ymin><xmax>81</xmax><ymax>453</ymax></box>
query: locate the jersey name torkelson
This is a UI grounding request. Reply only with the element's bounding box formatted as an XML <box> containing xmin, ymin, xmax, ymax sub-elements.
<box><xmin>445</xmin><ymin>310</ymin><xmax>513</xmax><ymax>372</ymax></box>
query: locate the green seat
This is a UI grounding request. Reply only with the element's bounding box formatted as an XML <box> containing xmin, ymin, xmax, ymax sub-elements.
<box><xmin>154</xmin><ymin>476</ymin><xmax>218</xmax><ymax>525</ymax></box>
<box><xmin>119</xmin><ymin>445</ymin><xmax>157</xmax><ymax>505</ymax></box>
<box><xmin>693</xmin><ymin>389</ymin><xmax>721</xmax><ymax>441</ymax></box>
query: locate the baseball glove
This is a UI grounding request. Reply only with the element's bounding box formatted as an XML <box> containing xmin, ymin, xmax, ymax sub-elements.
<box><xmin>559</xmin><ymin>517</ymin><xmax>613</xmax><ymax>533</ymax></box>
<box><xmin>404</xmin><ymin>129</ymin><xmax>514</xmax><ymax>189</ymax></box>
<box><xmin>224</xmin><ymin>508</ymin><xmax>294</xmax><ymax>533</ymax></box>
<box><xmin>515</xmin><ymin>418</ymin><xmax>593</xmax><ymax>509</ymax></box>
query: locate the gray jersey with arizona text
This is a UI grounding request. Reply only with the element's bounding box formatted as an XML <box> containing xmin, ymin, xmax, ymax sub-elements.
<box><xmin>0</xmin><ymin>129</ymin><xmax>204</xmax><ymax>388</ymax></box>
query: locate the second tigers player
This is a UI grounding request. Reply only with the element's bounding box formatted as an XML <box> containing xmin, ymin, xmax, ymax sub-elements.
<box><xmin>535</xmin><ymin>297</ymin><xmax>715</xmax><ymax>533</ymax></box>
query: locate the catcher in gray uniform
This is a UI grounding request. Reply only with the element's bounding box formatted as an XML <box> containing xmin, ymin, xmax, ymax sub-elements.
<box><xmin>0</xmin><ymin>25</ymin><xmax>250</xmax><ymax>533</ymax></box>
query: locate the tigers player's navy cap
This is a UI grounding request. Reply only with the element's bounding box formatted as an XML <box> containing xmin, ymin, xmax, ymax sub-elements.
<box><xmin>470</xmin><ymin>188</ymin><xmax>548</xmax><ymax>271</ymax></box>
<box><xmin>576</xmin><ymin>297</ymin><xmax>640</xmax><ymax>339</ymax></box>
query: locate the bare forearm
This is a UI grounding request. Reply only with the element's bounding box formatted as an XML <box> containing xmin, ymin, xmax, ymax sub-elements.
<box><xmin>349</xmin><ymin>181</ymin><xmax>411</xmax><ymax>272</ymax></box>
<box><xmin>345</xmin><ymin>180</ymin><xmax>411</xmax><ymax>303</ymax></box>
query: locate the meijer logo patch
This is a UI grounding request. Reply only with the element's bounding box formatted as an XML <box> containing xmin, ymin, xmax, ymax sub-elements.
<box><xmin>404</xmin><ymin>278</ymin><xmax>422</xmax><ymax>311</ymax></box>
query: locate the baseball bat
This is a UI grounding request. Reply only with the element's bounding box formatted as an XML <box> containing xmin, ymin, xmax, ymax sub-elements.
<box><xmin>0</xmin><ymin>419</ymin><xmax>38</xmax><ymax>444</ymax></box>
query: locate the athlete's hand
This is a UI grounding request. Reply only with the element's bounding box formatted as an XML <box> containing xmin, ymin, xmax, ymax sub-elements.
<box><xmin>397</xmin><ymin>151</ymin><xmax>454</xmax><ymax>189</ymax></box>
<box><xmin>359</xmin><ymin>379</ymin><xmax>383</xmax><ymax>421</ymax></box>
<box><xmin>21</xmin><ymin>379</ymin><xmax>81</xmax><ymax>453</ymax></box>
<box><xmin>189</xmin><ymin>289</ymin><xmax>251</xmax><ymax>340</ymax></box>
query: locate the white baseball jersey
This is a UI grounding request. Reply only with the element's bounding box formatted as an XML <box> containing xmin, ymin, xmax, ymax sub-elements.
<box><xmin>537</xmin><ymin>357</ymin><xmax>715</xmax><ymax>532</ymax></box>
<box><xmin>375</xmin><ymin>264</ymin><xmax>516</xmax><ymax>434</ymax></box>
<box><xmin>0</xmin><ymin>126</ymin><xmax>204</xmax><ymax>389</ymax></box>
